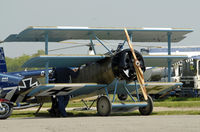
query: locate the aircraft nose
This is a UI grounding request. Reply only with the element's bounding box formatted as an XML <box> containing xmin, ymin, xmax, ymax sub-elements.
<box><xmin>112</xmin><ymin>49</ymin><xmax>145</xmax><ymax>81</ymax></box>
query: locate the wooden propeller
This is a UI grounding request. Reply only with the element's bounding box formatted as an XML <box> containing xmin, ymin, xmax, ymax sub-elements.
<box><xmin>124</xmin><ymin>28</ymin><xmax>148</xmax><ymax>100</ymax></box>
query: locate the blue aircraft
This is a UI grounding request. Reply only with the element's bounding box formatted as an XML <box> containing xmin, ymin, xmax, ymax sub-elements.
<box><xmin>0</xmin><ymin>47</ymin><xmax>53</xmax><ymax>119</ymax></box>
<box><xmin>0</xmin><ymin>26</ymin><xmax>192</xmax><ymax>119</ymax></box>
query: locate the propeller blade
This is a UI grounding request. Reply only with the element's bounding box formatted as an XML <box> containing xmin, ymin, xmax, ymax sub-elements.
<box><xmin>124</xmin><ymin>28</ymin><xmax>148</xmax><ymax>100</ymax></box>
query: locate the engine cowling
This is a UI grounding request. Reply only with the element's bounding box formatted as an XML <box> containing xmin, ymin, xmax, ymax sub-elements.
<box><xmin>112</xmin><ymin>49</ymin><xmax>145</xmax><ymax>81</ymax></box>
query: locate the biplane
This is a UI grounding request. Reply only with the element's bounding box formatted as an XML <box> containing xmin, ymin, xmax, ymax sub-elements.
<box><xmin>0</xmin><ymin>26</ymin><xmax>192</xmax><ymax>119</ymax></box>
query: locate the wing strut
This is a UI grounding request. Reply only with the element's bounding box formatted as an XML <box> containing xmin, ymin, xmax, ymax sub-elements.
<box><xmin>45</xmin><ymin>33</ymin><xmax>49</xmax><ymax>84</ymax></box>
<box><xmin>124</xmin><ymin>28</ymin><xmax>148</xmax><ymax>101</ymax></box>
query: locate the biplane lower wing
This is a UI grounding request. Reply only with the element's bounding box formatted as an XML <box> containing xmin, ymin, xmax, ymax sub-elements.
<box><xmin>27</xmin><ymin>83</ymin><xmax>107</xmax><ymax>97</ymax></box>
<box><xmin>27</xmin><ymin>81</ymin><xmax>181</xmax><ymax>100</ymax></box>
<box><xmin>127</xmin><ymin>82</ymin><xmax>182</xmax><ymax>95</ymax></box>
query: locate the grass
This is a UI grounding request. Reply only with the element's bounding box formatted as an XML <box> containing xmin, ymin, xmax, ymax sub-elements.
<box><xmin>8</xmin><ymin>96</ymin><xmax>200</xmax><ymax>118</ymax></box>
<box><xmin>157</xmin><ymin>96</ymin><xmax>200</xmax><ymax>102</ymax></box>
<box><xmin>154</xmin><ymin>101</ymin><xmax>200</xmax><ymax>107</ymax></box>
<box><xmin>41</xmin><ymin>96</ymin><xmax>200</xmax><ymax>108</ymax></box>
<box><xmin>11</xmin><ymin>111</ymin><xmax>39</xmax><ymax>118</ymax></box>
<box><xmin>10</xmin><ymin>109</ymin><xmax>200</xmax><ymax>118</ymax></box>
<box><xmin>152</xmin><ymin>111</ymin><xmax>200</xmax><ymax>115</ymax></box>
<box><xmin>154</xmin><ymin>97</ymin><xmax>200</xmax><ymax>107</ymax></box>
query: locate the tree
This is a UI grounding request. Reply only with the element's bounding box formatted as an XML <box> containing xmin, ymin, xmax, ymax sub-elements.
<box><xmin>6</xmin><ymin>50</ymin><xmax>44</xmax><ymax>72</ymax></box>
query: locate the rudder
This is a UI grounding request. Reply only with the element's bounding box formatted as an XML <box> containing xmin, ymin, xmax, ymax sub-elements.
<box><xmin>0</xmin><ymin>47</ymin><xmax>7</xmax><ymax>73</ymax></box>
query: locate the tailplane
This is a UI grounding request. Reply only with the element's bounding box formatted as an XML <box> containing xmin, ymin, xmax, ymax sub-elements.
<box><xmin>0</xmin><ymin>47</ymin><xmax>7</xmax><ymax>73</ymax></box>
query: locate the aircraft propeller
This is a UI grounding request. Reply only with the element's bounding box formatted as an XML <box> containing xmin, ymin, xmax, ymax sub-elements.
<box><xmin>124</xmin><ymin>28</ymin><xmax>148</xmax><ymax>101</ymax></box>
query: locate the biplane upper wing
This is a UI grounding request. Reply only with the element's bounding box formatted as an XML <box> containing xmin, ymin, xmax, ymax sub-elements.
<box><xmin>4</xmin><ymin>26</ymin><xmax>192</xmax><ymax>42</ymax></box>
<box><xmin>143</xmin><ymin>55</ymin><xmax>188</xmax><ymax>67</ymax></box>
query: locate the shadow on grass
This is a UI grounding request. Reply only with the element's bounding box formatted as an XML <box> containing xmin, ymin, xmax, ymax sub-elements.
<box><xmin>11</xmin><ymin>110</ymin><xmax>142</xmax><ymax>119</ymax></box>
<box><xmin>33</xmin><ymin>110</ymin><xmax>200</xmax><ymax>118</ymax></box>
<box><xmin>11</xmin><ymin>109</ymin><xmax>200</xmax><ymax>119</ymax></box>
<box><xmin>36</xmin><ymin>111</ymin><xmax>141</xmax><ymax>118</ymax></box>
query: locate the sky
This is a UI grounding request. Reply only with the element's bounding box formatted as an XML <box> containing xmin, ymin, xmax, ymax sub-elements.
<box><xmin>0</xmin><ymin>0</ymin><xmax>200</xmax><ymax>58</ymax></box>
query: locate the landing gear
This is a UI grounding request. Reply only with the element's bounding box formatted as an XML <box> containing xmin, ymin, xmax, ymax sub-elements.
<box><xmin>139</xmin><ymin>95</ymin><xmax>153</xmax><ymax>115</ymax></box>
<box><xmin>0</xmin><ymin>102</ymin><xmax>13</xmax><ymax>119</ymax></box>
<box><xmin>117</xmin><ymin>94</ymin><xmax>128</xmax><ymax>101</ymax></box>
<box><xmin>97</xmin><ymin>96</ymin><xmax>111</xmax><ymax>116</ymax></box>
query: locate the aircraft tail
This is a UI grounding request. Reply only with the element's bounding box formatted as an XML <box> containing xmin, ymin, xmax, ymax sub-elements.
<box><xmin>0</xmin><ymin>47</ymin><xmax>7</xmax><ymax>73</ymax></box>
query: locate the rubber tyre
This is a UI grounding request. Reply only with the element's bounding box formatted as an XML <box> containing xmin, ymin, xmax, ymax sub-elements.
<box><xmin>139</xmin><ymin>95</ymin><xmax>153</xmax><ymax>115</ymax></box>
<box><xmin>0</xmin><ymin>102</ymin><xmax>13</xmax><ymax>119</ymax></box>
<box><xmin>117</xmin><ymin>94</ymin><xmax>128</xmax><ymax>101</ymax></box>
<box><xmin>97</xmin><ymin>96</ymin><xmax>112</xmax><ymax>116</ymax></box>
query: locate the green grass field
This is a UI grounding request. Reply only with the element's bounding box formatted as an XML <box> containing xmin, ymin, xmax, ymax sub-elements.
<box><xmin>154</xmin><ymin>101</ymin><xmax>200</xmax><ymax>107</ymax></box>
<box><xmin>9</xmin><ymin>97</ymin><xmax>200</xmax><ymax>118</ymax></box>
<box><xmin>154</xmin><ymin>97</ymin><xmax>200</xmax><ymax>107</ymax></box>
<box><xmin>41</xmin><ymin>97</ymin><xmax>200</xmax><ymax>108</ymax></box>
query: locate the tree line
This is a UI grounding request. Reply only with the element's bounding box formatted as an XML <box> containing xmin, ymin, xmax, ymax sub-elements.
<box><xmin>6</xmin><ymin>50</ymin><xmax>44</xmax><ymax>72</ymax></box>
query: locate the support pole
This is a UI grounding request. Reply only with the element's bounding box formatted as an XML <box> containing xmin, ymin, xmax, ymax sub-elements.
<box><xmin>45</xmin><ymin>33</ymin><xmax>49</xmax><ymax>84</ymax></box>
<box><xmin>104</xmin><ymin>87</ymin><xmax>109</xmax><ymax>97</ymax></box>
<box><xmin>135</xmin><ymin>81</ymin><xmax>140</xmax><ymax>101</ymax></box>
<box><xmin>34</xmin><ymin>103</ymin><xmax>43</xmax><ymax>115</ymax></box>
<box><xmin>123</xmin><ymin>81</ymin><xmax>136</xmax><ymax>102</ymax></box>
<box><xmin>167</xmin><ymin>32</ymin><xmax>172</xmax><ymax>82</ymax></box>
<box><xmin>93</xmin><ymin>34</ymin><xmax>113</xmax><ymax>55</ymax></box>
<box><xmin>129</xmin><ymin>33</ymin><xmax>133</xmax><ymax>42</ymax></box>
<box><xmin>45</xmin><ymin>62</ymin><xmax>49</xmax><ymax>84</ymax></box>
<box><xmin>90</xmin><ymin>38</ymin><xmax>96</xmax><ymax>55</ymax></box>
<box><xmin>112</xmin><ymin>79</ymin><xmax>119</xmax><ymax>103</ymax></box>
<box><xmin>121</xmin><ymin>40</ymin><xmax>126</xmax><ymax>48</ymax></box>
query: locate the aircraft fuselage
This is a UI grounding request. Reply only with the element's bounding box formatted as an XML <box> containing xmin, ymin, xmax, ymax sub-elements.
<box><xmin>72</xmin><ymin>49</ymin><xmax>145</xmax><ymax>84</ymax></box>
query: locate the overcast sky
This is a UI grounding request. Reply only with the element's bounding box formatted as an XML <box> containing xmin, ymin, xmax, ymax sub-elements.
<box><xmin>0</xmin><ymin>0</ymin><xmax>199</xmax><ymax>58</ymax></box>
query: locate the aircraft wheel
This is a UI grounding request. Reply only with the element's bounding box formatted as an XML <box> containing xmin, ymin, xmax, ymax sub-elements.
<box><xmin>97</xmin><ymin>96</ymin><xmax>111</xmax><ymax>116</ymax></box>
<box><xmin>139</xmin><ymin>95</ymin><xmax>153</xmax><ymax>115</ymax></box>
<box><xmin>117</xmin><ymin>94</ymin><xmax>128</xmax><ymax>101</ymax></box>
<box><xmin>0</xmin><ymin>102</ymin><xmax>13</xmax><ymax>119</ymax></box>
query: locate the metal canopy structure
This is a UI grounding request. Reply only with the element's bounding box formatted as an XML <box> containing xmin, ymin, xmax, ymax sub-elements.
<box><xmin>3</xmin><ymin>26</ymin><xmax>193</xmax><ymax>83</ymax></box>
